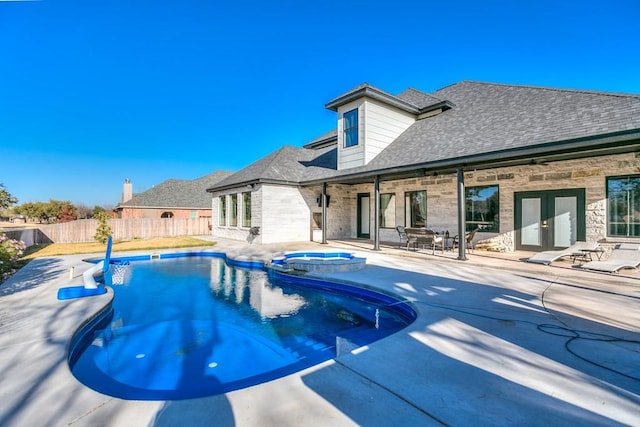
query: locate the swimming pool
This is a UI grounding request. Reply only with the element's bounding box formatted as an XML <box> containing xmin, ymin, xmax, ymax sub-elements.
<box><xmin>69</xmin><ymin>254</ymin><xmax>415</xmax><ymax>400</ymax></box>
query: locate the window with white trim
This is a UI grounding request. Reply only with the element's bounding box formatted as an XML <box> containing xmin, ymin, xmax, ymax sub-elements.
<box><xmin>242</xmin><ymin>191</ymin><xmax>251</xmax><ymax>227</ymax></box>
<box><xmin>230</xmin><ymin>194</ymin><xmax>238</xmax><ymax>227</ymax></box>
<box><xmin>343</xmin><ymin>108</ymin><xmax>358</xmax><ymax>148</ymax></box>
<box><xmin>219</xmin><ymin>196</ymin><xmax>226</xmax><ymax>226</ymax></box>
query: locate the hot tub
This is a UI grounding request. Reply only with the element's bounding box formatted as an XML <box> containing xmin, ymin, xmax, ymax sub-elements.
<box><xmin>271</xmin><ymin>251</ymin><xmax>366</xmax><ymax>273</ymax></box>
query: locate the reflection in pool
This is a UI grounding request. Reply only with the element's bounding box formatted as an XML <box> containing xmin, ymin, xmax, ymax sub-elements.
<box><xmin>69</xmin><ymin>255</ymin><xmax>415</xmax><ymax>400</ymax></box>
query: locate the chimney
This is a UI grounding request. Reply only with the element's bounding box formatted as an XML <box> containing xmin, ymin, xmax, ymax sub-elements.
<box><xmin>122</xmin><ymin>178</ymin><xmax>133</xmax><ymax>203</ymax></box>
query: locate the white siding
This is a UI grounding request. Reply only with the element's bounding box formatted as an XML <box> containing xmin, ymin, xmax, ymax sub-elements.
<box><xmin>337</xmin><ymin>99</ymin><xmax>365</xmax><ymax>170</ymax></box>
<box><xmin>363</xmin><ymin>99</ymin><xmax>416</xmax><ymax>164</ymax></box>
<box><xmin>337</xmin><ymin>98</ymin><xmax>416</xmax><ymax>170</ymax></box>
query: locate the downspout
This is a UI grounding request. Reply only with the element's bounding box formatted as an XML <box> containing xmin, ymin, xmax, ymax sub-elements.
<box><xmin>373</xmin><ymin>175</ymin><xmax>381</xmax><ymax>251</ymax></box>
<box><xmin>321</xmin><ymin>182</ymin><xmax>328</xmax><ymax>244</ymax></box>
<box><xmin>457</xmin><ymin>167</ymin><xmax>467</xmax><ymax>260</ymax></box>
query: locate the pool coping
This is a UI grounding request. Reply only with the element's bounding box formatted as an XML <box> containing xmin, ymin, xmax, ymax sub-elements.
<box><xmin>1</xmin><ymin>239</ymin><xmax>639</xmax><ymax>426</ymax></box>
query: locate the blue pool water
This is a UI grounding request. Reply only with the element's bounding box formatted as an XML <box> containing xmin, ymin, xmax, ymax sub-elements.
<box><xmin>69</xmin><ymin>254</ymin><xmax>415</xmax><ymax>400</ymax></box>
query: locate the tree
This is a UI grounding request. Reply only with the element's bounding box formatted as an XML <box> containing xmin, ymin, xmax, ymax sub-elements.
<box><xmin>92</xmin><ymin>205</ymin><xmax>106</xmax><ymax>217</ymax></box>
<box><xmin>93</xmin><ymin>211</ymin><xmax>113</xmax><ymax>244</ymax></box>
<box><xmin>75</xmin><ymin>204</ymin><xmax>94</xmax><ymax>219</ymax></box>
<box><xmin>57</xmin><ymin>204</ymin><xmax>78</xmax><ymax>223</ymax></box>
<box><xmin>14</xmin><ymin>202</ymin><xmax>46</xmax><ymax>223</ymax></box>
<box><xmin>14</xmin><ymin>199</ymin><xmax>77</xmax><ymax>223</ymax></box>
<box><xmin>0</xmin><ymin>184</ymin><xmax>18</xmax><ymax>210</ymax></box>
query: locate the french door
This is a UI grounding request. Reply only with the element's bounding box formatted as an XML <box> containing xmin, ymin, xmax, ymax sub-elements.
<box><xmin>514</xmin><ymin>189</ymin><xmax>585</xmax><ymax>251</ymax></box>
<box><xmin>357</xmin><ymin>193</ymin><xmax>370</xmax><ymax>238</ymax></box>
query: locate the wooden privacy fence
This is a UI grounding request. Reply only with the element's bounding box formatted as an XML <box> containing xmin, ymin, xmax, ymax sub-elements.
<box><xmin>9</xmin><ymin>218</ymin><xmax>212</xmax><ymax>245</ymax></box>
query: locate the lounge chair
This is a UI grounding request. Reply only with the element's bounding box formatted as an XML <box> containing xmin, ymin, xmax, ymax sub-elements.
<box><xmin>526</xmin><ymin>241</ymin><xmax>600</xmax><ymax>265</ymax></box>
<box><xmin>580</xmin><ymin>243</ymin><xmax>640</xmax><ymax>273</ymax></box>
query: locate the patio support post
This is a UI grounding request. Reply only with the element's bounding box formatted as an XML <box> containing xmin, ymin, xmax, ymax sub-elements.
<box><xmin>457</xmin><ymin>167</ymin><xmax>467</xmax><ymax>260</ymax></box>
<box><xmin>373</xmin><ymin>175</ymin><xmax>381</xmax><ymax>251</ymax></box>
<box><xmin>321</xmin><ymin>182</ymin><xmax>328</xmax><ymax>244</ymax></box>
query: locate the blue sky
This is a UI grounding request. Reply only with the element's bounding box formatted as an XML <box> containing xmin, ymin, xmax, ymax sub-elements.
<box><xmin>1</xmin><ymin>0</ymin><xmax>639</xmax><ymax>207</ymax></box>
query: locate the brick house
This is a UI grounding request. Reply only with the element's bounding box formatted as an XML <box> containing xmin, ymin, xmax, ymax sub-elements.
<box><xmin>115</xmin><ymin>171</ymin><xmax>231</xmax><ymax>219</ymax></box>
<box><xmin>206</xmin><ymin>81</ymin><xmax>640</xmax><ymax>254</ymax></box>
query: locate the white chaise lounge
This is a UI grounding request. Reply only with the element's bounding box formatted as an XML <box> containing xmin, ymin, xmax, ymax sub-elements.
<box><xmin>580</xmin><ymin>243</ymin><xmax>640</xmax><ymax>273</ymax></box>
<box><xmin>526</xmin><ymin>241</ymin><xmax>601</xmax><ymax>266</ymax></box>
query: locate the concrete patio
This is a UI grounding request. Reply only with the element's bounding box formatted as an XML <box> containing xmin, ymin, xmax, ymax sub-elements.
<box><xmin>0</xmin><ymin>238</ymin><xmax>638</xmax><ymax>426</ymax></box>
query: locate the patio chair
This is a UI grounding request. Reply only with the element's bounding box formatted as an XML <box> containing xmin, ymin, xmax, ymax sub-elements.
<box><xmin>396</xmin><ymin>226</ymin><xmax>408</xmax><ymax>249</ymax></box>
<box><xmin>526</xmin><ymin>241</ymin><xmax>600</xmax><ymax>266</ymax></box>
<box><xmin>580</xmin><ymin>243</ymin><xmax>640</xmax><ymax>273</ymax></box>
<box><xmin>452</xmin><ymin>228</ymin><xmax>480</xmax><ymax>253</ymax></box>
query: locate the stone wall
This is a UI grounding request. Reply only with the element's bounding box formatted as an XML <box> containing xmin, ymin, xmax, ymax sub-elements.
<box><xmin>210</xmin><ymin>152</ymin><xmax>640</xmax><ymax>250</ymax></box>
<box><xmin>325</xmin><ymin>152</ymin><xmax>640</xmax><ymax>252</ymax></box>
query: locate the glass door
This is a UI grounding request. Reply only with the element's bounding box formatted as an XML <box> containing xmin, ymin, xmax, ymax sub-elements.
<box><xmin>357</xmin><ymin>193</ymin><xmax>370</xmax><ymax>238</ymax></box>
<box><xmin>515</xmin><ymin>189</ymin><xmax>585</xmax><ymax>251</ymax></box>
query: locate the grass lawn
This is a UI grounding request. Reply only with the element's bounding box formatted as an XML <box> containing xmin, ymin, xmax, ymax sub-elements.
<box><xmin>20</xmin><ymin>236</ymin><xmax>215</xmax><ymax>260</ymax></box>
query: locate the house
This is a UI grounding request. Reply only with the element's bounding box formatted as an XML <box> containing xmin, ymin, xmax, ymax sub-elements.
<box><xmin>206</xmin><ymin>81</ymin><xmax>640</xmax><ymax>255</ymax></box>
<box><xmin>115</xmin><ymin>171</ymin><xmax>232</xmax><ymax>219</ymax></box>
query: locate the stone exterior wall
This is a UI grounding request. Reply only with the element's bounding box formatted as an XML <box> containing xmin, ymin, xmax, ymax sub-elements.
<box><xmin>210</xmin><ymin>152</ymin><xmax>640</xmax><ymax>250</ymax></box>
<box><xmin>321</xmin><ymin>152</ymin><xmax>640</xmax><ymax>252</ymax></box>
<box><xmin>261</xmin><ymin>185</ymin><xmax>311</xmax><ymax>243</ymax></box>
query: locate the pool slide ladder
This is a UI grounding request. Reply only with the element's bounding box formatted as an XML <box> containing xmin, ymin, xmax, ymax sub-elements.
<box><xmin>82</xmin><ymin>235</ymin><xmax>113</xmax><ymax>289</ymax></box>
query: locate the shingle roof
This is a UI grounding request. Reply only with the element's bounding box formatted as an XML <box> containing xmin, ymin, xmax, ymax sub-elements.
<box><xmin>209</xmin><ymin>80</ymin><xmax>640</xmax><ymax>190</ymax></box>
<box><xmin>395</xmin><ymin>88</ymin><xmax>444</xmax><ymax>110</ymax></box>
<box><xmin>119</xmin><ymin>170</ymin><xmax>232</xmax><ymax>208</ymax></box>
<box><xmin>302</xmin><ymin>129</ymin><xmax>337</xmax><ymax>149</ymax></box>
<box><xmin>364</xmin><ymin>81</ymin><xmax>640</xmax><ymax>171</ymax></box>
<box><xmin>208</xmin><ymin>146</ymin><xmax>336</xmax><ymax>191</ymax></box>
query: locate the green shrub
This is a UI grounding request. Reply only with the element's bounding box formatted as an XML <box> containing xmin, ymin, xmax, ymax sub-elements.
<box><xmin>0</xmin><ymin>232</ymin><xmax>26</xmax><ymax>283</ymax></box>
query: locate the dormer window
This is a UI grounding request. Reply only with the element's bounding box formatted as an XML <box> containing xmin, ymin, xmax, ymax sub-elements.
<box><xmin>343</xmin><ymin>109</ymin><xmax>358</xmax><ymax>148</ymax></box>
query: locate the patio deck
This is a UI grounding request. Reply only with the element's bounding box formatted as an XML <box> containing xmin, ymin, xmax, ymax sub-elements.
<box><xmin>0</xmin><ymin>237</ymin><xmax>638</xmax><ymax>426</ymax></box>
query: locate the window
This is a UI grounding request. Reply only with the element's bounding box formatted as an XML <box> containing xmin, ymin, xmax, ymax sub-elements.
<box><xmin>379</xmin><ymin>193</ymin><xmax>396</xmax><ymax>228</ymax></box>
<box><xmin>219</xmin><ymin>196</ymin><xmax>227</xmax><ymax>226</ymax></box>
<box><xmin>343</xmin><ymin>109</ymin><xmax>358</xmax><ymax>148</ymax></box>
<box><xmin>230</xmin><ymin>194</ymin><xmax>238</xmax><ymax>227</ymax></box>
<box><xmin>608</xmin><ymin>175</ymin><xmax>640</xmax><ymax>237</ymax></box>
<box><xmin>405</xmin><ymin>191</ymin><xmax>426</xmax><ymax>228</ymax></box>
<box><xmin>465</xmin><ymin>185</ymin><xmax>499</xmax><ymax>232</ymax></box>
<box><xmin>242</xmin><ymin>191</ymin><xmax>251</xmax><ymax>227</ymax></box>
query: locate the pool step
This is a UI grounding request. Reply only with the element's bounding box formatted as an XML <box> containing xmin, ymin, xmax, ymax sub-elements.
<box><xmin>285</xmin><ymin>335</ymin><xmax>334</xmax><ymax>360</ymax></box>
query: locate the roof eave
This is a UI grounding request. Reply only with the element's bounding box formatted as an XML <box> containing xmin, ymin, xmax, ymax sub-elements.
<box><xmin>325</xmin><ymin>86</ymin><xmax>420</xmax><ymax>114</ymax></box>
<box><xmin>301</xmin><ymin>129</ymin><xmax>640</xmax><ymax>185</ymax></box>
<box><xmin>207</xmin><ymin>178</ymin><xmax>302</xmax><ymax>194</ymax></box>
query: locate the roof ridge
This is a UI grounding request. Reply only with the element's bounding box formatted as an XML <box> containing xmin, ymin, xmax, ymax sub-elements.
<box><xmin>455</xmin><ymin>80</ymin><xmax>640</xmax><ymax>98</ymax></box>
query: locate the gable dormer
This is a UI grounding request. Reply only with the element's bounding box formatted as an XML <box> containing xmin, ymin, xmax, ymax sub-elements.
<box><xmin>325</xmin><ymin>83</ymin><xmax>453</xmax><ymax>170</ymax></box>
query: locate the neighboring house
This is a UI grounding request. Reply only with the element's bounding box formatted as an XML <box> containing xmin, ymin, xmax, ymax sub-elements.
<box><xmin>206</xmin><ymin>81</ymin><xmax>640</xmax><ymax>253</ymax></box>
<box><xmin>115</xmin><ymin>171</ymin><xmax>232</xmax><ymax>219</ymax></box>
